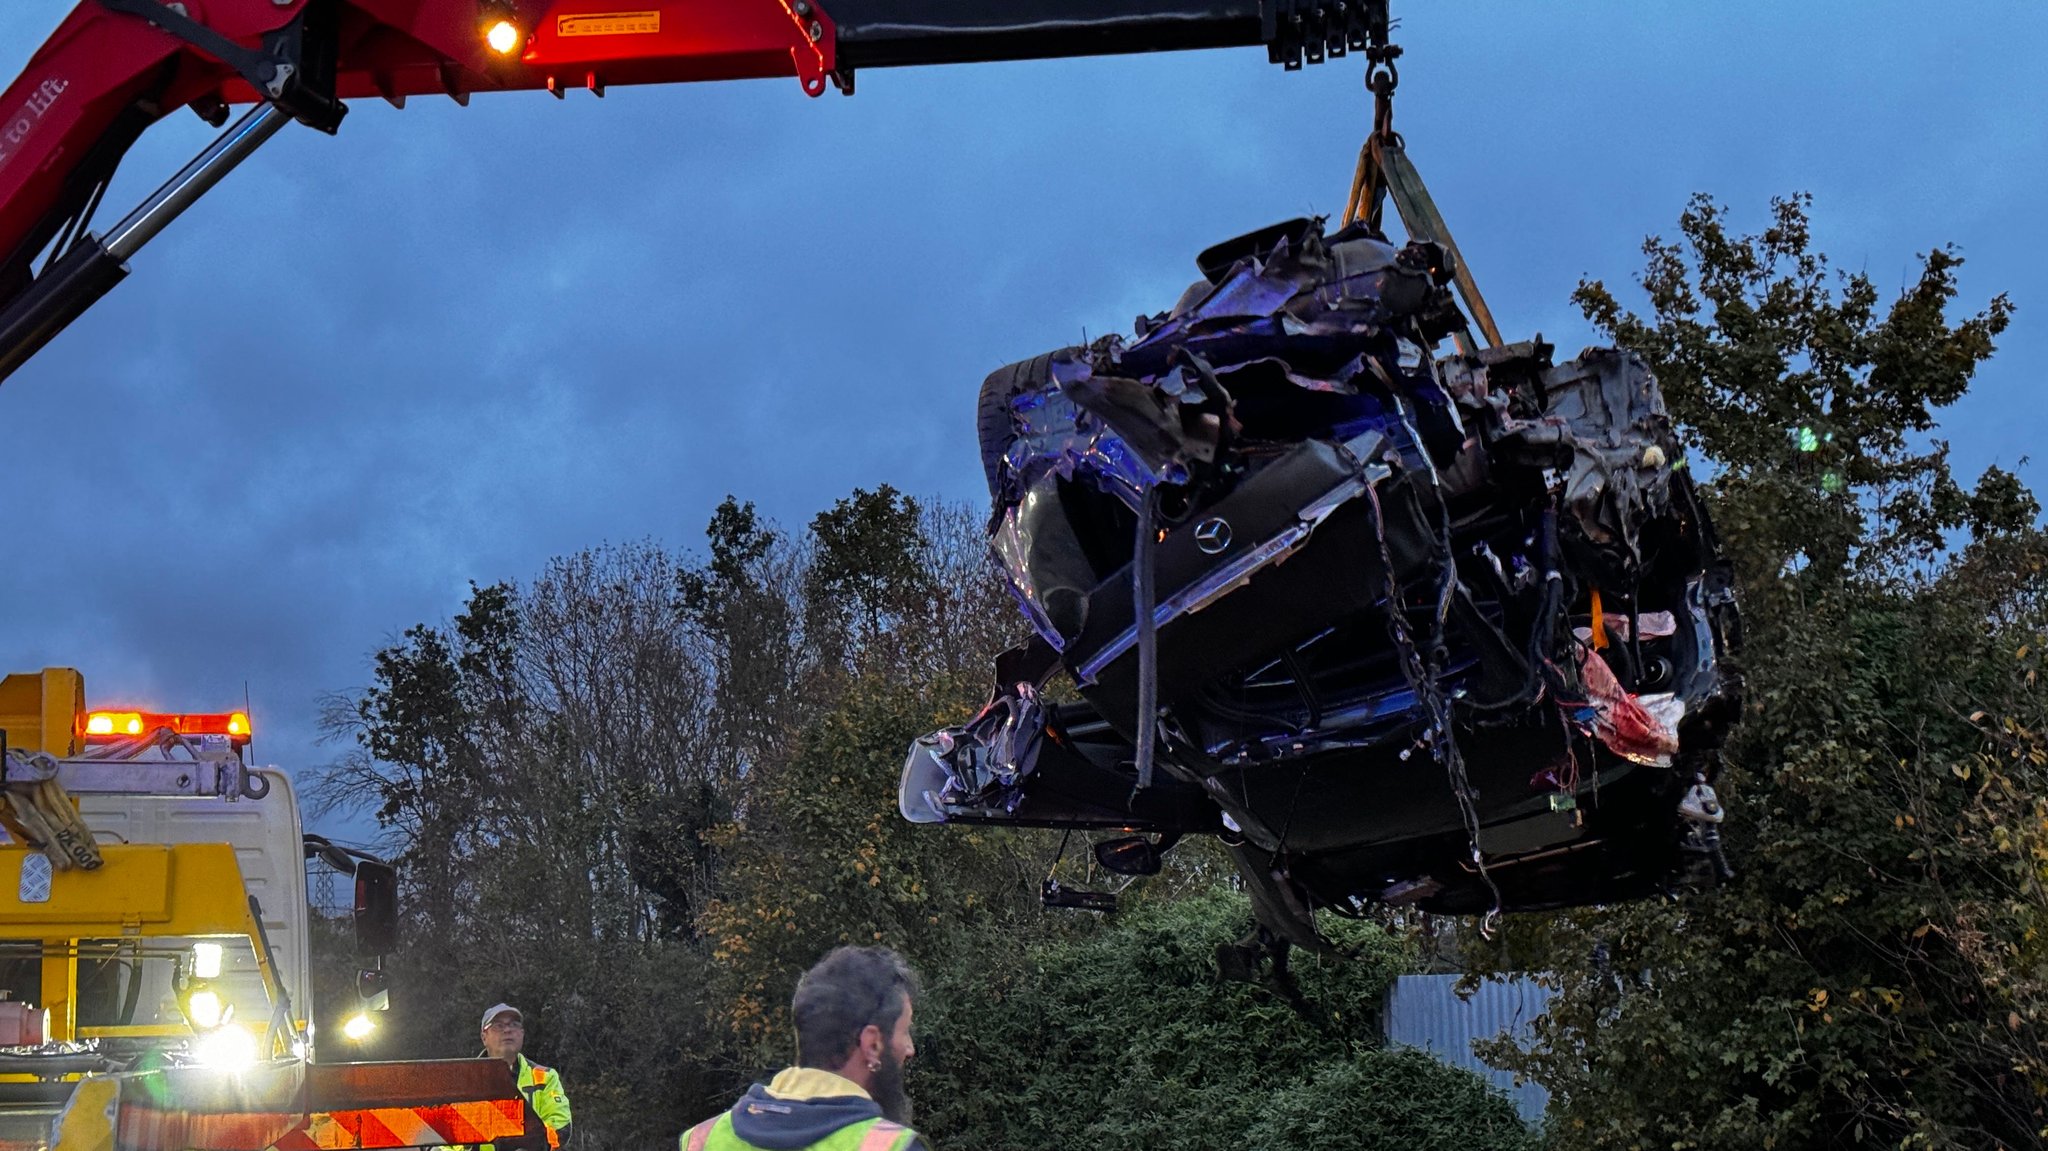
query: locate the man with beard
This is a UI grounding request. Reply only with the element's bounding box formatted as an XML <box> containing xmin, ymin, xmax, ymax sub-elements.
<box><xmin>682</xmin><ymin>947</ymin><xmax>927</xmax><ymax>1151</ymax></box>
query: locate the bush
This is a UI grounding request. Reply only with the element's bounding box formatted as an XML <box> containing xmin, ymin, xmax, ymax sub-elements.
<box><xmin>1254</xmin><ymin>1051</ymin><xmax>1539</xmax><ymax>1151</ymax></box>
<box><xmin>915</xmin><ymin>888</ymin><xmax>1532</xmax><ymax>1151</ymax></box>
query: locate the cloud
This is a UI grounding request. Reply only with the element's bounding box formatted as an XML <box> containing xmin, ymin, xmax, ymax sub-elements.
<box><xmin>0</xmin><ymin>1</ymin><xmax>2042</xmax><ymax>839</ymax></box>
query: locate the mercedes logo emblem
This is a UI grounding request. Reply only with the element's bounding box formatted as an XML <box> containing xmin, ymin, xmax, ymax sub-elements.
<box><xmin>1194</xmin><ymin>517</ymin><xmax>1232</xmax><ymax>554</ymax></box>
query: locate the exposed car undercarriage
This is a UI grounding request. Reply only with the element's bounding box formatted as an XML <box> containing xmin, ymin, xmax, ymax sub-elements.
<box><xmin>900</xmin><ymin>216</ymin><xmax>1742</xmax><ymax>951</ymax></box>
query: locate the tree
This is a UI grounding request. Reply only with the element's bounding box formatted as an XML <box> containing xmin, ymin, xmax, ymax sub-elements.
<box><xmin>1471</xmin><ymin>195</ymin><xmax>2048</xmax><ymax>1149</ymax></box>
<box><xmin>806</xmin><ymin>485</ymin><xmax>934</xmax><ymax>672</ymax></box>
<box><xmin>316</xmin><ymin>555</ymin><xmax>733</xmax><ymax>1144</ymax></box>
<box><xmin>314</xmin><ymin>492</ymin><xmax>1037</xmax><ymax>1145</ymax></box>
<box><xmin>695</xmin><ymin>670</ymin><xmax>1053</xmax><ymax>1060</ymax></box>
<box><xmin>679</xmin><ymin>496</ymin><xmax>812</xmax><ymax>789</ymax></box>
<box><xmin>313</xmin><ymin>481</ymin><xmax>1548</xmax><ymax>1150</ymax></box>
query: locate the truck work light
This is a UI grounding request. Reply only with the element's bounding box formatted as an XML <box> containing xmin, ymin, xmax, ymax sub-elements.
<box><xmin>193</xmin><ymin>1025</ymin><xmax>259</xmax><ymax>1070</ymax></box>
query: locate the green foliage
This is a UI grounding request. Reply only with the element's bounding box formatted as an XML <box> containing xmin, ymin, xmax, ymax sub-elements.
<box><xmin>807</xmin><ymin>485</ymin><xmax>938</xmax><ymax>664</ymax></box>
<box><xmin>809</xmin><ymin>486</ymin><xmax>931</xmax><ymax>620</ymax></box>
<box><xmin>1907</xmin><ymin>640</ymin><xmax>2048</xmax><ymax>1128</ymax></box>
<box><xmin>315</xmin><ymin>483</ymin><xmax>1534</xmax><ymax>1151</ymax></box>
<box><xmin>1574</xmin><ymin>193</ymin><xmax>2028</xmax><ymax>591</ymax></box>
<box><xmin>1468</xmin><ymin>195</ymin><xmax>2048</xmax><ymax>1149</ymax></box>
<box><xmin>912</xmin><ymin>889</ymin><xmax>1532</xmax><ymax>1151</ymax></box>
<box><xmin>1252</xmin><ymin>1051</ymin><xmax>1540</xmax><ymax>1151</ymax></box>
<box><xmin>699</xmin><ymin>676</ymin><xmax>1049</xmax><ymax>1056</ymax></box>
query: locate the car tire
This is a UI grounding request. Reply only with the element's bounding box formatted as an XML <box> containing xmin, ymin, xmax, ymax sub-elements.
<box><xmin>977</xmin><ymin>351</ymin><xmax>1063</xmax><ymax>499</ymax></box>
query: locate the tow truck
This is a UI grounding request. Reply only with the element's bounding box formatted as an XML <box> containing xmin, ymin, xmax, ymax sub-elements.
<box><xmin>0</xmin><ymin>667</ymin><xmax>544</xmax><ymax>1151</ymax></box>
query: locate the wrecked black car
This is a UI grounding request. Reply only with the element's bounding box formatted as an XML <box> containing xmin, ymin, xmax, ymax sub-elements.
<box><xmin>900</xmin><ymin>217</ymin><xmax>1740</xmax><ymax>950</ymax></box>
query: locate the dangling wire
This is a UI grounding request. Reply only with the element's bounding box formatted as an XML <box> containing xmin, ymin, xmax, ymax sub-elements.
<box><xmin>1363</xmin><ymin>474</ymin><xmax>1505</xmax><ymax>924</ymax></box>
<box><xmin>1046</xmin><ymin>828</ymin><xmax>1073</xmax><ymax>881</ymax></box>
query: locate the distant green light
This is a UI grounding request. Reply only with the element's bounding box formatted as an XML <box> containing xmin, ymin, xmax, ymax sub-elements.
<box><xmin>1795</xmin><ymin>426</ymin><xmax>1821</xmax><ymax>453</ymax></box>
<box><xmin>1822</xmin><ymin>471</ymin><xmax>1845</xmax><ymax>494</ymax></box>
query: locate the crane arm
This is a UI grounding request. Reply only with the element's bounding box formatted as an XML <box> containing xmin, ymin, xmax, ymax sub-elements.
<box><xmin>0</xmin><ymin>0</ymin><xmax>1372</xmax><ymax>385</ymax></box>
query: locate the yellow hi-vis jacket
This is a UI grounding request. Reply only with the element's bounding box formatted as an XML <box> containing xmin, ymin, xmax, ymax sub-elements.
<box><xmin>680</xmin><ymin>1069</ymin><xmax>923</xmax><ymax>1151</ymax></box>
<box><xmin>513</xmin><ymin>1053</ymin><xmax>572</xmax><ymax>1149</ymax></box>
<box><xmin>454</xmin><ymin>1053</ymin><xmax>571</xmax><ymax>1151</ymax></box>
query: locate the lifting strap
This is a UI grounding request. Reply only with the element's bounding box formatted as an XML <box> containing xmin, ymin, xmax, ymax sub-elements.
<box><xmin>0</xmin><ymin>749</ymin><xmax>103</xmax><ymax>870</ymax></box>
<box><xmin>1341</xmin><ymin>40</ymin><xmax>1504</xmax><ymax>353</ymax></box>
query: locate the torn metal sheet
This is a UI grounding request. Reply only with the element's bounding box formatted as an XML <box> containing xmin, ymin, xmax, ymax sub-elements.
<box><xmin>1443</xmin><ymin>344</ymin><xmax>1684</xmax><ymax>557</ymax></box>
<box><xmin>900</xmin><ymin>684</ymin><xmax>1046</xmax><ymax>823</ymax></box>
<box><xmin>1001</xmin><ymin>373</ymin><xmax>1177</xmax><ymax>506</ymax></box>
<box><xmin>907</xmin><ymin>216</ymin><xmax>1743</xmax><ymax>940</ymax></box>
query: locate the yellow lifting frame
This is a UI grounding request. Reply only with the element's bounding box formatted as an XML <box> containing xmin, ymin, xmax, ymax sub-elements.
<box><xmin>0</xmin><ymin>843</ymin><xmax>289</xmax><ymax>1045</ymax></box>
<box><xmin>0</xmin><ymin>668</ymin><xmax>85</xmax><ymax>758</ymax></box>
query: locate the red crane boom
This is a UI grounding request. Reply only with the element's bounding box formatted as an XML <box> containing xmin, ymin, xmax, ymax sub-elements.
<box><xmin>0</xmin><ymin>0</ymin><xmax>1372</xmax><ymax>385</ymax></box>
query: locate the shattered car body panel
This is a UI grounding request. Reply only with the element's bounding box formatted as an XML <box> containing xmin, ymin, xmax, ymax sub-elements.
<box><xmin>903</xmin><ymin>217</ymin><xmax>1741</xmax><ymax>942</ymax></box>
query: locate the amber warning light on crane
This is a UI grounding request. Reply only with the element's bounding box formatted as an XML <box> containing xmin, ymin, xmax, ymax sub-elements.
<box><xmin>476</xmin><ymin>0</ymin><xmax>527</xmax><ymax>55</ymax></box>
<box><xmin>84</xmin><ymin>710</ymin><xmax>251</xmax><ymax>743</ymax></box>
<box><xmin>486</xmin><ymin>20</ymin><xmax>521</xmax><ymax>54</ymax></box>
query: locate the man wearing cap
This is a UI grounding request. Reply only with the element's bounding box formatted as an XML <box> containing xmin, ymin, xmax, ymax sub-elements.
<box><xmin>680</xmin><ymin>946</ymin><xmax>927</xmax><ymax>1151</ymax></box>
<box><xmin>477</xmin><ymin>1003</ymin><xmax>572</xmax><ymax>1150</ymax></box>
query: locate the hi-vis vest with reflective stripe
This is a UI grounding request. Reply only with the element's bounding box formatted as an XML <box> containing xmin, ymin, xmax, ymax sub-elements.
<box><xmin>471</xmin><ymin>1056</ymin><xmax>569</xmax><ymax>1151</ymax></box>
<box><xmin>682</xmin><ymin>1112</ymin><xmax>918</xmax><ymax>1151</ymax></box>
<box><xmin>519</xmin><ymin>1058</ymin><xmax>569</xmax><ymax>1151</ymax></box>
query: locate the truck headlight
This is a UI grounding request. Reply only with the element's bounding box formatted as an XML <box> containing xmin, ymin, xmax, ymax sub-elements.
<box><xmin>186</xmin><ymin>990</ymin><xmax>224</xmax><ymax>1030</ymax></box>
<box><xmin>193</xmin><ymin>1025</ymin><xmax>259</xmax><ymax>1070</ymax></box>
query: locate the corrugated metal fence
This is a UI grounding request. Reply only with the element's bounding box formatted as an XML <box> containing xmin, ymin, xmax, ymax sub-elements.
<box><xmin>1382</xmin><ymin>973</ymin><xmax>1554</xmax><ymax>1123</ymax></box>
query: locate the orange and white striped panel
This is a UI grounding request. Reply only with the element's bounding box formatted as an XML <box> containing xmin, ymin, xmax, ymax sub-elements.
<box><xmin>271</xmin><ymin>1100</ymin><xmax>525</xmax><ymax>1150</ymax></box>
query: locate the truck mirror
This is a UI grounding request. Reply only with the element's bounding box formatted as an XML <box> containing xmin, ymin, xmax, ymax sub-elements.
<box><xmin>353</xmin><ymin>861</ymin><xmax>399</xmax><ymax>956</ymax></box>
<box><xmin>356</xmin><ymin>967</ymin><xmax>390</xmax><ymax>1012</ymax></box>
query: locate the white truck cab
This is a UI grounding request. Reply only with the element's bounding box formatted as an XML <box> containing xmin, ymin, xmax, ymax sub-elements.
<box><xmin>0</xmin><ymin>668</ymin><xmax>526</xmax><ymax>1151</ymax></box>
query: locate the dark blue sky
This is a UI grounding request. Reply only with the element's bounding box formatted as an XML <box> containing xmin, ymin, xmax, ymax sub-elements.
<box><xmin>2</xmin><ymin>2</ymin><xmax>2042</xmax><ymax>841</ymax></box>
